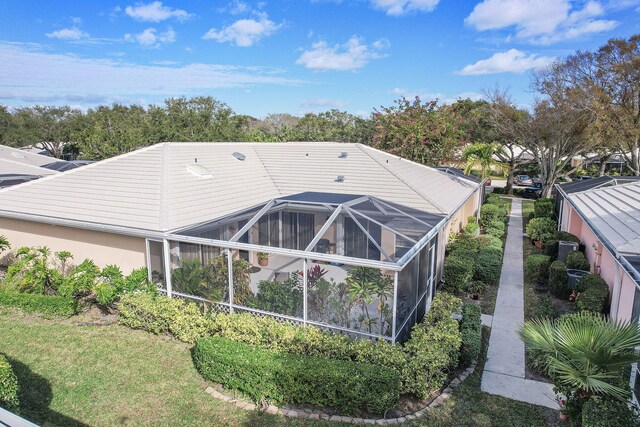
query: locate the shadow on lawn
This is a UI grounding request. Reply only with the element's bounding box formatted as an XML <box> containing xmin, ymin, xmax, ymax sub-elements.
<box><xmin>8</xmin><ymin>356</ymin><xmax>88</xmax><ymax>427</ymax></box>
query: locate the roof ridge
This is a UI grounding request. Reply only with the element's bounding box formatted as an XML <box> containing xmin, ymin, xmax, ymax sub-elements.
<box><xmin>250</xmin><ymin>145</ymin><xmax>284</xmax><ymax>197</ymax></box>
<box><xmin>356</xmin><ymin>144</ymin><xmax>448</xmax><ymax>213</ymax></box>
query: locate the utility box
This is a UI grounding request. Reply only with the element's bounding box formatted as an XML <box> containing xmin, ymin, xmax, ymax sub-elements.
<box><xmin>567</xmin><ymin>269</ymin><xmax>589</xmax><ymax>289</ymax></box>
<box><xmin>559</xmin><ymin>241</ymin><xmax>579</xmax><ymax>263</ymax></box>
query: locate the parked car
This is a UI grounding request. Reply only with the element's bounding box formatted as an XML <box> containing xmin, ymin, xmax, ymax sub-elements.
<box><xmin>572</xmin><ymin>175</ymin><xmax>593</xmax><ymax>181</ymax></box>
<box><xmin>523</xmin><ymin>182</ymin><xmax>543</xmax><ymax>199</ymax></box>
<box><xmin>514</xmin><ymin>175</ymin><xmax>533</xmax><ymax>186</ymax></box>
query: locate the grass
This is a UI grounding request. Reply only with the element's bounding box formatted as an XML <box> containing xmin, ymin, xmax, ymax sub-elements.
<box><xmin>0</xmin><ymin>308</ymin><xmax>342</xmax><ymax>427</ymax></box>
<box><xmin>412</xmin><ymin>328</ymin><xmax>559</xmax><ymax>427</ymax></box>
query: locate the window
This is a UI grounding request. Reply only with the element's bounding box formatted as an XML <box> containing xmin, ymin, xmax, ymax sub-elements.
<box><xmin>344</xmin><ymin>216</ymin><xmax>381</xmax><ymax>261</ymax></box>
<box><xmin>147</xmin><ymin>240</ymin><xmax>165</xmax><ymax>287</ymax></box>
<box><xmin>282</xmin><ymin>212</ymin><xmax>315</xmax><ymax>250</ymax></box>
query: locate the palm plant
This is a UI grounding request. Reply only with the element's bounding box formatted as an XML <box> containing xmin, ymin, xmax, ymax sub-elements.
<box><xmin>519</xmin><ymin>312</ymin><xmax>640</xmax><ymax>404</ymax></box>
<box><xmin>462</xmin><ymin>142</ymin><xmax>507</xmax><ymax>179</ymax></box>
<box><xmin>0</xmin><ymin>235</ymin><xmax>9</xmax><ymax>254</ymax></box>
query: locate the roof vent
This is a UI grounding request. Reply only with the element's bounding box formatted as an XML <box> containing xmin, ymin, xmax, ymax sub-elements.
<box><xmin>186</xmin><ymin>163</ymin><xmax>212</xmax><ymax>179</ymax></box>
<box><xmin>335</xmin><ymin>175</ymin><xmax>345</xmax><ymax>183</ymax></box>
<box><xmin>232</xmin><ymin>152</ymin><xmax>246</xmax><ymax>161</ymax></box>
<box><xmin>339</xmin><ymin>152</ymin><xmax>348</xmax><ymax>159</ymax></box>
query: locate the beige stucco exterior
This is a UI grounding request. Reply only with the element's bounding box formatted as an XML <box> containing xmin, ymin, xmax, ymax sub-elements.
<box><xmin>0</xmin><ymin>218</ymin><xmax>147</xmax><ymax>274</ymax></box>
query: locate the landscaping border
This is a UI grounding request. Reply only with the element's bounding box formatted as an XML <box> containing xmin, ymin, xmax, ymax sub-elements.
<box><xmin>203</xmin><ymin>360</ymin><xmax>478</xmax><ymax>424</ymax></box>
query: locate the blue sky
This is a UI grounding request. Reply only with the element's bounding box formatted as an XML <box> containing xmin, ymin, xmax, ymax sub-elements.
<box><xmin>0</xmin><ymin>0</ymin><xmax>638</xmax><ymax>117</ymax></box>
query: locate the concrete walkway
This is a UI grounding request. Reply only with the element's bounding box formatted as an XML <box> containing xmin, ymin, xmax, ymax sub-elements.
<box><xmin>480</xmin><ymin>198</ymin><xmax>558</xmax><ymax>410</ymax></box>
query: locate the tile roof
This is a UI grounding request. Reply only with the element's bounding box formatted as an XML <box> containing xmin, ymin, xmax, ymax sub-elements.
<box><xmin>0</xmin><ymin>142</ymin><xmax>480</xmax><ymax>232</ymax></box>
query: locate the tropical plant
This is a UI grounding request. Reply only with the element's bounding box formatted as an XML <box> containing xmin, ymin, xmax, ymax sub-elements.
<box><xmin>252</xmin><ymin>273</ymin><xmax>302</xmax><ymax>317</ymax></box>
<box><xmin>519</xmin><ymin>312</ymin><xmax>640</xmax><ymax>414</ymax></box>
<box><xmin>347</xmin><ymin>267</ymin><xmax>378</xmax><ymax>333</ymax></box>
<box><xmin>462</xmin><ymin>142</ymin><xmax>507</xmax><ymax>179</ymax></box>
<box><xmin>0</xmin><ymin>235</ymin><xmax>9</xmax><ymax>255</ymax></box>
<box><xmin>170</xmin><ymin>258</ymin><xmax>205</xmax><ymax>296</ymax></box>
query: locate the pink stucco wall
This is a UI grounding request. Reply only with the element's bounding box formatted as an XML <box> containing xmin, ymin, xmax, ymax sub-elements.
<box><xmin>561</xmin><ymin>203</ymin><xmax>638</xmax><ymax>321</ymax></box>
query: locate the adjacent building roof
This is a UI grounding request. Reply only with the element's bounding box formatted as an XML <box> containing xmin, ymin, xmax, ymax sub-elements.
<box><xmin>0</xmin><ymin>158</ymin><xmax>59</xmax><ymax>177</ymax></box>
<box><xmin>559</xmin><ymin>176</ymin><xmax>640</xmax><ymax>195</ymax></box>
<box><xmin>0</xmin><ymin>144</ymin><xmax>53</xmax><ymax>167</ymax></box>
<box><xmin>433</xmin><ymin>167</ymin><xmax>481</xmax><ymax>183</ymax></box>
<box><xmin>0</xmin><ymin>142</ymin><xmax>480</xmax><ymax>233</ymax></box>
<box><xmin>566</xmin><ymin>181</ymin><xmax>640</xmax><ymax>256</ymax></box>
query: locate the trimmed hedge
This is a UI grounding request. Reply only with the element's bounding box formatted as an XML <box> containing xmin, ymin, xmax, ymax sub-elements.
<box><xmin>582</xmin><ymin>397</ymin><xmax>640</xmax><ymax>427</ymax></box>
<box><xmin>0</xmin><ymin>354</ymin><xmax>19</xmax><ymax>413</ymax></box>
<box><xmin>549</xmin><ymin>261</ymin><xmax>569</xmax><ymax>298</ymax></box>
<box><xmin>460</xmin><ymin>304</ymin><xmax>481</xmax><ymax>364</ymax></box>
<box><xmin>575</xmin><ymin>275</ymin><xmax>609</xmax><ymax>314</ymax></box>
<box><xmin>486</xmin><ymin>226</ymin><xmax>505</xmax><ymax>239</ymax></box>
<box><xmin>119</xmin><ymin>291</ymin><xmax>463</xmax><ymax>399</ymax></box>
<box><xmin>465</xmin><ymin>221</ymin><xmax>479</xmax><ymax>236</ymax></box>
<box><xmin>526</xmin><ymin>217</ymin><xmax>557</xmax><ymax>243</ymax></box>
<box><xmin>193</xmin><ymin>336</ymin><xmax>401</xmax><ymax>415</ymax></box>
<box><xmin>443</xmin><ymin>256</ymin><xmax>474</xmax><ymax>293</ymax></box>
<box><xmin>447</xmin><ymin>233</ymin><xmax>480</xmax><ymax>254</ymax></box>
<box><xmin>533</xmin><ymin>198</ymin><xmax>555</xmax><ymax>219</ymax></box>
<box><xmin>525</xmin><ymin>255</ymin><xmax>551</xmax><ymax>285</ymax></box>
<box><xmin>566</xmin><ymin>251</ymin><xmax>590</xmax><ymax>271</ymax></box>
<box><xmin>474</xmin><ymin>247</ymin><xmax>503</xmax><ymax>286</ymax></box>
<box><xmin>555</xmin><ymin>231</ymin><xmax>580</xmax><ymax>243</ymax></box>
<box><xmin>118</xmin><ymin>292</ymin><xmax>214</xmax><ymax>343</ymax></box>
<box><xmin>0</xmin><ymin>289</ymin><xmax>79</xmax><ymax>316</ymax></box>
<box><xmin>476</xmin><ymin>234</ymin><xmax>503</xmax><ymax>250</ymax></box>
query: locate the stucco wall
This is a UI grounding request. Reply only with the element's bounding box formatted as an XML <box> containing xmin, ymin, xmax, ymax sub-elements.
<box><xmin>559</xmin><ymin>204</ymin><xmax>639</xmax><ymax>322</ymax></box>
<box><xmin>0</xmin><ymin>217</ymin><xmax>147</xmax><ymax>274</ymax></box>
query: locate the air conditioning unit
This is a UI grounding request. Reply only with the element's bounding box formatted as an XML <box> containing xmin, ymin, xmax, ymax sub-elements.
<box><xmin>567</xmin><ymin>269</ymin><xmax>589</xmax><ymax>289</ymax></box>
<box><xmin>558</xmin><ymin>241</ymin><xmax>579</xmax><ymax>263</ymax></box>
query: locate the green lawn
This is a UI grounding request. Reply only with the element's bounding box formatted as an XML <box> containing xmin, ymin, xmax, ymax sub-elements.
<box><xmin>0</xmin><ymin>305</ymin><xmax>558</xmax><ymax>426</ymax></box>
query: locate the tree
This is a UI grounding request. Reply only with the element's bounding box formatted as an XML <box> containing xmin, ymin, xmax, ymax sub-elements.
<box><xmin>6</xmin><ymin>105</ymin><xmax>82</xmax><ymax>158</ymax></box>
<box><xmin>371</xmin><ymin>97</ymin><xmax>468</xmax><ymax>166</ymax></box>
<box><xmin>540</xmin><ymin>35</ymin><xmax>640</xmax><ymax>175</ymax></box>
<box><xmin>519</xmin><ymin>312</ymin><xmax>640</xmax><ymax>417</ymax></box>
<box><xmin>461</xmin><ymin>142</ymin><xmax>506</xmax><ymax>179</ymax></box>
<box><xmin>291</xmin><ymin>110</ymin><xmax>373</xmax><ymax>143</ymax></box>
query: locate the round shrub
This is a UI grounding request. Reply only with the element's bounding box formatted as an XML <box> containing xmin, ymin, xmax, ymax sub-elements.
<box><xmin>486</xmin><ymin>226</ymin><xmax>505</xmax><ymax>239</ymax></box>
<box><xmin>474</xmin><ymin>247</ymin><xmax>503</xmax><ymax>286</ymax></box>
<box><xmin>526</xmin><ymin>217</ymin><xmax>557</xmax><ymax>243</ymax></box>
<box><xmin>465</xmin><ymin>221</ymin><xmax>479</xmax><ymax>236</ymax></box>
<box><xmin>525</xmin><ymin>254</ymin><xmax>551</xmax><ymax>285</ymax></box>
<box><xmin>566</xmin><ymin>250</ymin><xmax>590</xmax><ymax>271</ymax></box>
<box><xmin>545</xmin><ymin>239</ymin><xmax>559</xmax><ymax>259</ymax></box>
<box><xmin>443</xmin><ymin>256</ymin><xmax>474</xmax><ymax>294</ymax></box>
<box><xmin>0</xmin><ymin>354</ymin><xmax>19</xmax><ymax>413</ymax></box>
<box><xmin>549</xmin><ymin>260</ymin><xmax>569</xmax><ymax>298</ymax></box>
<box><xmin>488</xmin><ymin>220</ymin><xmax>505</xmax><ymax>231</ymax></box>
<box><xmin>480</xmin><ymin>204</ymin><xmax>501</xmax><ymax>227</ymax></box>
<box><xmin>533</xmin><ymin>198</ymin><xmax>555</xmax><ymax>219</ymax></box>
<box><xmin>447</xmin><ymin>233</ymin><xmax>480</xmax><ymax>254</ymax></box>
<box><xmin>467</xmin><ymin>216</ymin><xmax>478</xmax><ymax>224</ymax></box>
<box><xmin>575</xmin><ymin>274</ymin><xmax>609</xmax><ymax>314</ymax></box>
<box><xmin>466</xmin><ymin>280</ymin><xmax>487</xmax><ymax>297</ymax></box>
<box><xmin>460</xmin><ymin>304</ymin><xmax>482</xmax><ymax>365</ymax></box>
<box><xmin>554</xmin><ymin>231</ymin><xmax>580</xmax><ymax>244</ymax></box>
<box><xmin>476</xmin><ymin>234</ymin><xmax>503</xmax><ymax>250</ymax></box>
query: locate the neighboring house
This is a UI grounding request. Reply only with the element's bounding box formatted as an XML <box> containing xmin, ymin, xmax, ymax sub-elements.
<box><xmin>0</xmin><ymin>142</ymin><xmax>482</xmax><ymax>343</ymax></box>
<box><xmin>554</xmin><ymin>176</ymin><xmax>640</xmax><ymax>218</ymax></box>
<box><xmin>0</xmin><ymin>158</ymin><xmax>59</xmax><ymax>189</ymax></box>
<box><xmin>555</xmin><ymin>181</ymin><xmax>640</xmax><ymax>404</ymax></box>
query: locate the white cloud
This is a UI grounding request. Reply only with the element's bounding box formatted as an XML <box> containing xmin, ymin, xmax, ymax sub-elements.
<box><xmin>46</xmin><ymin>27</ymin><xmax>89</xmax><ymax>40</ymax></box>
<box><xmin>300</xmin><ymin>98</ymin><xmax>348</xmax><ymax>110</ymax></box>
<box><xmin>124</xmin><ymin>1</ymin><xmax>193</xmax><ymax>22</ymax></box>
<box><xmin>296</xmin><ymin>36</ymin><xmax>389</xmax><ymax>71</ymax></box>
<box><xmin>465</xmin><ymin>0</ymin><xmax>621</xmax><ymax>44</ymax></box>
<box><xmin>370</xmin><ymin>0</ymin><xmax>440</xmax><ymax>16</ymax></box>
<box><xmin>203</xmin><ymin>14</ymin><xmax>281</xmax><ymax>47</ymax></box>
<box><xmin>219</xmin><ymin>0</ymin><xmax>251</xmax><ymax>15</ymax></box>
<box><xmin>125</xmin><ymin>27</ymin><xmax>176</xmax><ymax>47</ymax></box>
<box><xmin>0</xmin><ymin>42</ymin><xmax>301</xmax><ymax>106</ymax></box>
<box><xmin>457</xmin><ymin>49</ymin><xmax>555</xmax><ymax>75</ymax></box>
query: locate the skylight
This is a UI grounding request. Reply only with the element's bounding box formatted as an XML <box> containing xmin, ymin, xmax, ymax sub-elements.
<box><xmin>186</xmin><ymin>163</ymin><xmax>212</xmax><ymax>178</ymax></box>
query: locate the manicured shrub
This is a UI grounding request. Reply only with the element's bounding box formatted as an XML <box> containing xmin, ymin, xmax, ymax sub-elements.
<box><xmin>566</xmin><ymin>251</ymin><xmax>590</xmax><ymax>271</ymax></box>
<box><xmin>0</xmin><ymin>354</ymin><xmax>19</xmax><ymax>413</ymax></box>
<box><xmin>575</xmin><ymin>275</ymin><xmax>609</xmax><ymax>314</ymax></box>
<box><xmin>466</xmin><ymin>280</ymin><xmax>487</xmax><ymax>297</ymax></box>
<box><xmin>488</xmin><ymin>220</ymin><xmax>505</xmax><ymax>231</ymax></box>
<box><xmin>476</xmin><ymin>234</ymin><xmax>503</xmax><ymax>250</ymax></box>
<box><xmin>549</xmin><ymin>261</ymin><xmax>569</xmax><ymax>298</ymax></box>
<box><xmin>0</xmin><ymin>290</ymin><xmax>79</xmax><ymax>316</ymax></box>
<box><xmin>486</xmin><ymin>226</ymin><xmax>505</xmax><ymax>239</ymax></box>
<box><xmin>447</xmin><ymin>233</ymin><xmax>480</xmax><ymax>254</ymax></box>
<box><xmin>555</xmin><ymin>231</ymin><xmax>580</xmax><ymax>243</ymax></box>
<box><xmin>250</xmin><ymin>276</ymin><xmax>303</xmax><ymax>317</ymax></box>
<box><xmin>465</xmin><ymin>221</ymin><xmax>479</xmax><ymax>236</ymax></box>
<box><xmin>443</xmin><ymin>255</ymin><xmax>474</xmax><ymax>293</ymax></box>
<box><xmin>533</xmin><ymin>198</ymin><xmax>555</xmax><ymax>219</ymax></box>
<box><xmin>545</xmin><ymin>239</ymin><xmax>559</xmax><ymax>259</ymax></box>
<box><xmin>582</xmin><ymin>396</ymin><xmax>640</xmax><ymax>427</ymax></box>
<box><xmin>460</xmin><ymin>304</ymin><xmax>482</xmax><ymax>364</ymax></box>
<box><xmin>467</xmin><ymin>216</ymin><xmax>478</xmax><ymax>224</ymax></box>
<box><xmin>480</xmin><ymin>204</ymin><xmax>502</xmax><ymax>227</ymax></box>
<box><xmin>525</xmin><ymin>254</ymin><xmax>551</xmax><ymax>285</ymax></box>
<box><xmin>474</xmin><ymin>247</ymin><xmax>503</xmax><ymax>286</ymax></box>
<box><xmin>193</xmin><ymin>336</ymin><xmax>401</xmax><ymax>415</ymax></box>
<box><xmin>118</xmin><ymin>292</ymin><xmax>214</xmax><ymax>343</ymax></box>
<box><xmin>526</xmin><ymin>217</ymin><xmax>557</xmax><ymax>243</ymax></box>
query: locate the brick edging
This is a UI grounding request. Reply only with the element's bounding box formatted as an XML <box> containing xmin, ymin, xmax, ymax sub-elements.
<box><xmin>204</xmin><ymin>360</ymin><xmax>478</xmax><ymax>424</ymax></box>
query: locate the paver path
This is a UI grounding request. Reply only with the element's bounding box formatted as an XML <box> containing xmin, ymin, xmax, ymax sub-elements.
<box><xmin>480</xmin><ymin>198</ymin><xmax>557</xmax><ymax>409</ymax></box>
